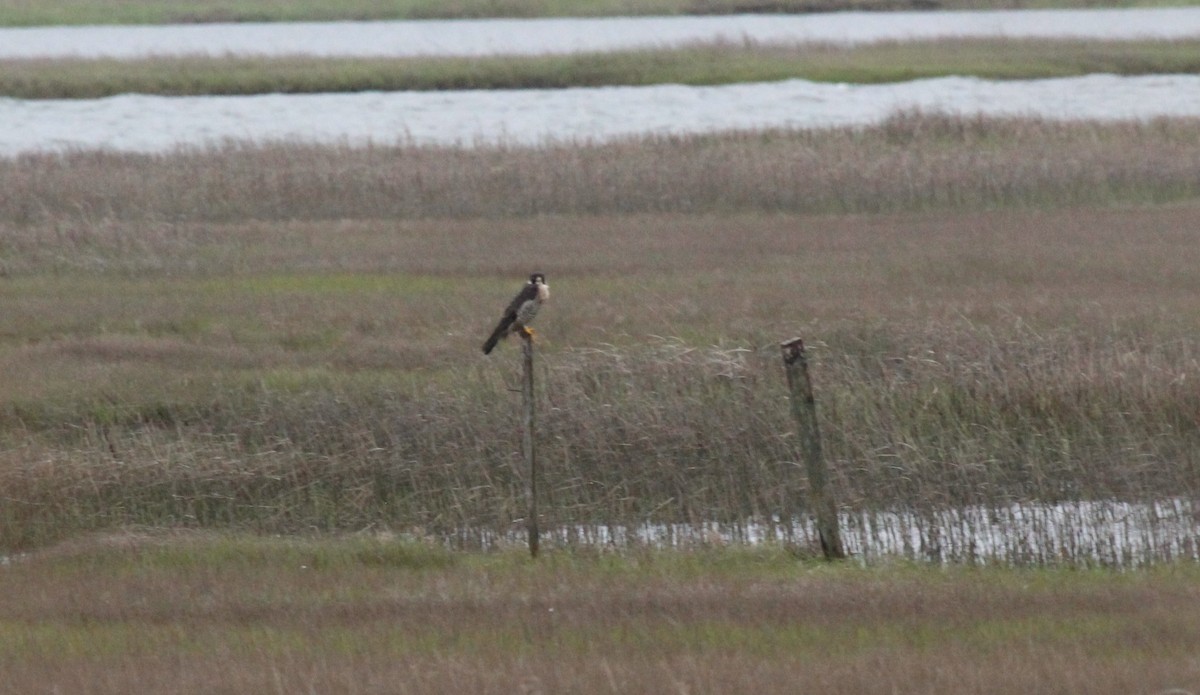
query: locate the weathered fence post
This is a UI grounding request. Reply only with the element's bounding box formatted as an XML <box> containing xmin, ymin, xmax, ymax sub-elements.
<box><xmin>781</xmin><ymin>337</ymin><xmax>845</xmax><ymax>560</ymax></box>
<box><xmin>521</xmin><ymin>331</ymin><xmax>540</xmax><ymax>559</ymax></box>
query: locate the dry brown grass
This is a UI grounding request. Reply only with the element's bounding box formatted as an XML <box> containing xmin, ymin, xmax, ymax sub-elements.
<box><xmin>0</xmin><ymin>115</ymin><xmax>1199</xmax><ymax>555</ymax></box>
<box><xmin>3</xmin><ymin>116</ymin><xmax>1199</xmax><ymax>226</ymax></box>
<box><xmin>0</xmin><ymin>534</ymin><xmax>1198</xmax><ymax>694</ymax></box>
<box><xmin>1</xmin><ymin>205</ymin><xmax>1199</xmax><ymax>555</ymax></box>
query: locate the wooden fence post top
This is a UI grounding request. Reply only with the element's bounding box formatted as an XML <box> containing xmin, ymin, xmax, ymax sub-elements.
<box><xmin>781</xmin><ymin>337</ymin><xmax>806</xmax><ymax>364</ymax></box>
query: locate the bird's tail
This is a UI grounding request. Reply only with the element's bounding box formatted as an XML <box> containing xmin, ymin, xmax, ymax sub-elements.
<box><xmin>481</xmin><ymin>326</ymin><xmax>504</xmax><ymax>354</ymax></box>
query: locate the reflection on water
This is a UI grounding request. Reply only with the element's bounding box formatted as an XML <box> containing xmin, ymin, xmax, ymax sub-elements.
<box><xmin>456</xmin><ymin>499</ymin><xmax>1200</xmax><ymax>567</ymax></box>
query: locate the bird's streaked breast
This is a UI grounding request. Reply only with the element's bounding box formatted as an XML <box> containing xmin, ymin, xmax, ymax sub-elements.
<box><xmin>517</xmin><ymin>299</ymin><xmax>540</xmax><ymax>324</ymax></box>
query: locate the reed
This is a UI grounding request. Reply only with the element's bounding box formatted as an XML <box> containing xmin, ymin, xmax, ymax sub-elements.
<box><xmin>3</xmin><ymin>115</ymin><xmax>1200</xmax><ymax>226</ymax></box>
<box><xmin>3</xmin><ymin>322</ymin><xmax>1196</xmax><ymax>559</ymax></box>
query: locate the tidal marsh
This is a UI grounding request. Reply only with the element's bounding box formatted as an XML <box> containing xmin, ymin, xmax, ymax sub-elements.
<box><xmin>3</xmin><ymin>4</ymin><xmax>1198</xmax><ymax>691</ymax></box>
<box><xmin>1</xmin><ymin>118</ymin><xmax>1199</xmax><ymax>555</ymax></box>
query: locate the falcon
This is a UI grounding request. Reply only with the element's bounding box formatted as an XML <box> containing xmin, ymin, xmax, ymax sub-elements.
<box><xmin>482</xmin><ymin>272</ymin><xmax>550</xmax><ymax>354</ymax></box>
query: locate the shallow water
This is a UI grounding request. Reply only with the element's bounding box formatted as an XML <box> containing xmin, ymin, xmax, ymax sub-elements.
<box><xmin>473</xmin><ymin>499</ymin><xmax>1200</xmax><ymax>567</ymax></box>
<box><xmin>4</xmin><ymin>73</ymin><xmax>1199</xmax><ymax>156</ymax></box>
<box><xmin>3</xmin><ymin>8</ymin><xmax>1200</xmax><ymax>59</ymax></box>
<box><xmin>5</xmin><ymin>9</ymin><xmax>1200</xmax><ymax>156</ymax></box>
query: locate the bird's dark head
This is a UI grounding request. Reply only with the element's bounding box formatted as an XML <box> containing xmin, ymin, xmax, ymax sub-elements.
<box><xmin>529</xmin><ymin>272</ymin><xmax>546</xmax><ymax>286</ymax></box>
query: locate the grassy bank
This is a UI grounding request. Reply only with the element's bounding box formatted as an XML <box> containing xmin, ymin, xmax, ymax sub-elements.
<box><xmin>1</xmin><ymin>534</ymin><xmax>1199</xmax><ymax>693</ymax></box>
<box><xmin>1</xmin><ymin>0</ymin><xmax>1190</xmax><ymax>26</ymax></box>
<box><xmin>8</xmin><ymin>38</ymin><xmax>1200</xmax><ymax>99</ymax></box>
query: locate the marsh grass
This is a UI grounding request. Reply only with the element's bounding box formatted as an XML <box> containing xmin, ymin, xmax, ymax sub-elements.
<box><xmin>4</xmin><ymin>116</ymin><xmax>1200</xmax><ymax>227</ymax></box>
<box><xmin>3</xmin><ymin>322</ymin><xmax>1197</xmax><ymax>557</ymax></box>
<box><xmin>8</xmin><ymin>38</ymin><xmax>1200</xmax><ymax>99</ymax></box>
<box><xmin>1</xmin><ymin>115</ymin><xmax>1199</xmax><ymax>558</ymax></box>
<box><xmin>1</xmin><ymin>534</ymin><xmax>1199</xmax><ymax>693</ymax></box>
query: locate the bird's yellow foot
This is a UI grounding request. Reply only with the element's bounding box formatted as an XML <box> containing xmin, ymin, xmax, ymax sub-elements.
<box><xmin>520</xmin><ymin>326</ymin><xmax>538</xmax><ymax>342</ymax></box>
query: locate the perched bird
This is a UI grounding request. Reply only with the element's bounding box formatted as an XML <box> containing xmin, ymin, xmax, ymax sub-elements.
<box><xmin>482</xmin><ymin>272</ymin><xmax>550</xmax><ymax>354</ymax></box>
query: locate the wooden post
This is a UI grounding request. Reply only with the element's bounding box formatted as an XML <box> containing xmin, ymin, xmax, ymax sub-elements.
<box><xmin>521</xmin><ymin>331</ymin><xmax>540</xmax><ymax>559</ymax></box>
<box><xmin>781</xmin><ymin>337</ymin><xmax>844</xmax><ymax>560</ymax></box>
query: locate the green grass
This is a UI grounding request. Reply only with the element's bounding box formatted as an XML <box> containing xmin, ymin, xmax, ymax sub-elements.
<box><xmin>6</xmin><ymin>38</ymin><xmax>1200</xmax><ymax>99</ymax></box>
<box><xmin>1</xmin><ymin>534</ymin><xmax>1198</xmax><ymax>693</ymax></box>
